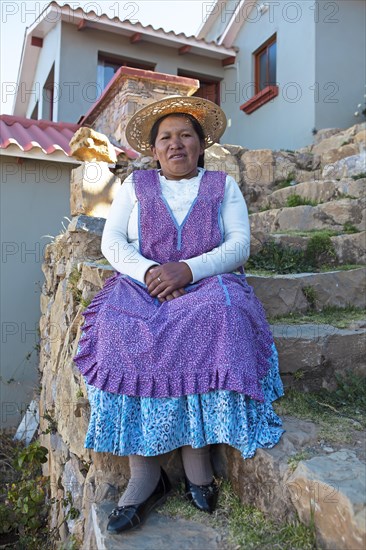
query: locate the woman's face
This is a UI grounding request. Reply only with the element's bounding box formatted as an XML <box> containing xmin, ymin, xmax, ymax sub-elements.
<box><xmin>151</xmin><ymin>115</ymin><xmax>204</xmax><ymax>180</ymax></box>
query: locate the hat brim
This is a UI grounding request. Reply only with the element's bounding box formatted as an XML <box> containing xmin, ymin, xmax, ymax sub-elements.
<box><xmin>125</xmin><ymin>95</ymin><xmax>227</xmax><ymax>155</ymax></box>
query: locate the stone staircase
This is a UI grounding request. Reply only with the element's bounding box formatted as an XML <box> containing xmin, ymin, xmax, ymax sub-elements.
<box><xmin>40</xmin><ymin>124</ymin><xmax>365</xmax><ymax>550</ymax></box>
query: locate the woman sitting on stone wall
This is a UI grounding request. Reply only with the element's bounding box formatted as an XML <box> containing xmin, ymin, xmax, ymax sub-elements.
<box><xmin>73</xmin><ymin>96</ymin><xmax>284</xmax><ymax>534</ymax></box>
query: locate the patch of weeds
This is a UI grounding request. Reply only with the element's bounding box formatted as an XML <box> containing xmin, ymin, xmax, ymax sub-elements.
<box><xmin>272</xmin><ymin>229</ymin><xmax>340</xmax><ymax>238</ymax></box>
<box><xmin>352</xmin><ymin>172</ymin><xmax>366</xmax><ymax>180</ymax></box>
<box><xmin>94</xmin><ymin>258</ymin><xmax>111</xmax><ymax>266</ymax></box>
<box><xmin>0</xmin><ymin>438</ymin><xmax>50</xmax><ymax>549</ymax></box>
<box><xmin>304</xmin><ymin>234</ymin><xmax>336</xmax><ymax>268</ymax></box>
<box><xmin>76</xmin><ymin>388</ymin><xmax>84</xmax><ymax>399</ymax></box>
<box><xmin>68</xmin><ymin>266</ymin><xmax>82</xmax><ymax>304</ymax></box>
<box><xmin>294</xmin><ymin>369</ymin><xmax>305</xmax><ymax>381</ymax></box>
<box><xmin>275</xmin><ymin>171</ymin><xmax>297</xmax><ymax>190</ymax></box>
<box><xmin>269</xmin><ymin>305</ymin><xmax>366</xmax><ymax>329</ymax></box>
<box><xmin>336</xmin><ymin>192</ymin><xmax>357</xmax><ymax>200</ymax></box>
<box><xmin>259</xmin><ymin>203</ymin><xmax>272</xmax><ymax>212</ymax></box>
<box><xmin>302</xmin><ymin>286</ymin><xmax>318</xmax><ymax>310</ymax></box>
<box><xmin>62</xmin><ymin>491</ymin><xmax>80</xmax><ymax>522</ymax></box>
<box><xmin>80</xmin><ymin>297</ymin><xmax>91</xmax><ymax>309</ymax></box>
<box><xmin>343</xmin><ymin>221</ymin><xmax>359</xmax><ymax>234</ymax></box>
<box><xmin>288</xmin><ymin>451</ymin><xmax>313</xmax><ymax>472</ymax></box>
<box><xmin>274</xmin><ymin>374</ymin><xmax>366</xmax><ymax>443</ymax></box>
<box><xmin>159</xmin><ymin>480</ymin><xmax>317</xmax><ymax>549</ymax></box>
<box><xmin>246</xmin><ymin>242</ymin><xmax>310</xmax><ymax>274</ymax></box>
<box><xmin>286</xmin><ymin>194</ymin><xmax>318</xmax><ymax>208</ymax></box>
<box><xmin>41</xmin><ymin>409</ymin><xmax>57</xmax><ymax>435</ymax></box>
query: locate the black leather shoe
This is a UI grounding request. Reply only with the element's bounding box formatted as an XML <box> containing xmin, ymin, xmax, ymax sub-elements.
<box><xmin>107</xmin><ymin>468</ymin><xmax>171</xmax><ymax>533</ymax></box>
<box><xmin>184</xmin><ymin>476</ymin><xmax>219</xmax><ymax>514</ymax></box>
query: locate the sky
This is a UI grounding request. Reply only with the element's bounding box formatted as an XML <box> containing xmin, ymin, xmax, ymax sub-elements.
<box><xmin>0</xmin><ymin>0</ymin><xmax>212</xmax><ymax>115</ymax></box>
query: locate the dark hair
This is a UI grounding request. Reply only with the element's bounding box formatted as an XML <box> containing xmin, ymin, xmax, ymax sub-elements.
<box><xmin>149</xmin><ymin>113</ymin><xmax>205</xmax><ymax>168</ymax></box>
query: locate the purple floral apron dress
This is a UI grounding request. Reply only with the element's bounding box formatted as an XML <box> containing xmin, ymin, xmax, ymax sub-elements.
<box><xmin>73</xmin><ymin>170</ymin><xmax>284</xmax><ymax>458</ymax></box>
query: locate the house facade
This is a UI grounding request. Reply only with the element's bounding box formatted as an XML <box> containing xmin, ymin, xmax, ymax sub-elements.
<box><xmin>198</xmin><ymin>0</ymin><xmax>366</xmax><ymax>149</ymax></box>
<box><xmin>12</xmin><ymin>0</ymin><xmax>366</xmax><ymax>151</ymax></box>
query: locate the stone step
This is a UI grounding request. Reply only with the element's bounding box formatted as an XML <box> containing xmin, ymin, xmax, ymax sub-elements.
<box><xmin>272</xmin><ymin>323</ymin><xmax>366</xmax><ymax>391</ymax></box>
<box><xmin>250</xmin><ymin>198</ymin><xmax>365</xmax><ymax>233</ymax></box>
<box><xmin>227</xmin><ymin>416</ymin><xmax>365</xmax><ymax>550</ymax></box>
<box><xmin>247</xmin><ymin>267</ymin><xmax>366</xmax><ymax>316</ymax></box>
<box><xmin>251</xmin><ymin>231</ymin><xmax>366</xmax><ymax>265</ymax></box>
<box><xmin>81</xmin><ymin>417</ymin><xmax>366</xmax><ymax>550</ymax></box>
<box><xmin>82</xmin><ymin>503</ymin><xmax>222</xmax><ymax>549</ymax></box>
<box><xmin>267</xmin><ymin>178</ymin><xmax>365</xmax><ymax>209</ymax></box>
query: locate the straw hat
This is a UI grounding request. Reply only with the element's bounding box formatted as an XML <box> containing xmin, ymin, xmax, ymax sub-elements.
<box><xmin>125</xmin><ymin>95</ymin><xmax>227</xmax><ymax>155</ymax></box>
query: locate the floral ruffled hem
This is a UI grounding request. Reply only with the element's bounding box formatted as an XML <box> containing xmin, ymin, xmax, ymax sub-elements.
<box><xmin>83</xmin><ymin>344</ymin><xmax>284</xmax><ymax>459</ymax></box>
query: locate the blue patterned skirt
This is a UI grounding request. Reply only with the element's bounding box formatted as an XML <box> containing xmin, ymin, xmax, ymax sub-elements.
<box><xmin>82</xmin><ymin>343</ymin><xmax>284</xmax><ymax>459</ymax></box>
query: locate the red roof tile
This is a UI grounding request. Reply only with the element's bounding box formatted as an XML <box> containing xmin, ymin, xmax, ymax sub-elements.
<box><xmin>0</xmin><ymin>115</ymin><xmax>135</xmax><ymax>160</ymax></box>
<box><xmin>0</xmin><ymin>115</ymin><xmax>80</xmax><ymax>156</ymax></box>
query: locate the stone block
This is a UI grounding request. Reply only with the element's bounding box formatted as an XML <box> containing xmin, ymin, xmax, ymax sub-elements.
<box><xmin>227</xmin><ymin>417</ymin><xmax>318</xmax><ymax>521</ymax></box>
<box><xmin>205</xmin><ymin>143</ymin><xmax>241</xmax><ymax>183</ymax></box>
<box><xmin>247</xmin><ymin>268</ymin><xmax>366</xmax><ymax>317</ymax></box>
<box><xmin>272</xmin><ymin>324</ymin><xmax>366</xmax><ymax>390</ymax></box>
<box><xmin>70</xmin><ymin>163</ymin><xmax>121</xmax><ymax>218</ymax></box>
<box><xmin>322</xmin><ymin>152</ymin><xmax>366</xmax><ymax>179</ymax></box>
<box><xmin>242</xmin><ymin>149</ymin><xmax>274</xmax><ymax>187</ymax></box>
<box><xmin>321</xmin><ymin>144</ymin><xmax>359</xmax><ymax>166</ymax></box>
<box><xmin>288</xmin><ymin>450</ymin><xmax>366</xmax><ymax>550</ymax></box>
<box><xmin>69</xmin><ymin>127</ymin><xmax>117</xmax><ymax>163</ymax></box>
<box><xmin>83</xmin><ymin>501</ymin><xmax>222</xmax><ymax>550</ymax></box>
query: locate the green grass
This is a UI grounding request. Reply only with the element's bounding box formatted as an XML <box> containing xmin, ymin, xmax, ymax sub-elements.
<box><xmin>286</xmin><ymin>195</ymin><xmax>318</xmax><ymax>208</ymax></box>
<box><xmin>269</xmin><ymin>305</ymin><xmax>366</xmax><ymax>329</ymax></box>
<box><xmin>343</xmin><ymin>221</ymin><xmax>360</xmax><ymax>234</ymax></box>
<box><xmin>271</xmin><ymin>229</ymin><xmax>340</xmax><ymax>238</ymax></box>
<box><xmin>274</xmin><ymin>375</ymin><xmax>366</xmax><ymax>444</ymax></box>
<box><xmin>352</xmin><ymin>172</ymin><xmax>366</xmax><ymax>180</ymax></box>
<box><xmin>159</xmin><ymin>480</ymin><xmax>317</xmax><ymax>549</ymax></box>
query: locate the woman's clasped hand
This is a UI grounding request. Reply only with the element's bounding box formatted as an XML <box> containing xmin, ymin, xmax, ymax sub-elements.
<box><xmin>144</xmin><ymin>262</ymin><xmax>193</xmax><ymax>301</ymax></box>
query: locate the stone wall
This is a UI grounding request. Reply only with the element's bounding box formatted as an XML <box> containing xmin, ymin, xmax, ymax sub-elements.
<box><xmin>38</xmin><ymin>122</ymin><xmax>366</xmax><ymax>547</ymax></box>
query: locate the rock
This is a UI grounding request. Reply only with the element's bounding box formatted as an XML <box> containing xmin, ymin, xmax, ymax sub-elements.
<box><xmin>294</xmin><ymin>152</ymin><xmax>316</xmax><ymax>171</ymax></box>
<box><xmin>313</xmin><ymin>132</ymin><xmax>351</xmax><ymax>156</ymax></box>
<box><xmin>70</xmin><ymin>163</ymin><xmax>121</xmax><ymax>218</ymax></box>
<box><xmin>321</xmin><ymin>144</ymin><xmax>359</xmax><ymax>166</ymax></box>
<box><xmin>288</xmin><ymin>450</ymin><xmax>366</xmax><ymax>550</ymax></box>
<box><xmin>205</xmin><ymin>143</ymin><xmax>241</xmax><ymax>184</ymax></box>
<box><xmin>246</xmin><ymin>268</ymin><xmax>366</xmax><ymax>316</ymax></box>
<box><xmin>272</xmin><ymin>323</ymin><xmax>366</xmax><ymax>390</ymax></box>
<box><xmin>322</xmin><ymin>152</ymin><xmax>366</xmax><ymax>179</ymax></box>
<box><xmin>227</xmin><ymin>417</ymin><xmax>318</xmax><ymax>521</ymax></box>
<box><xmin>273</xmin><ymin>152</ymin><xmax>297</xmax><ymax>184</ymax></box>
<box><xmin>221</xmin><ymin>143</ymin><xmax>248</xmax><ymax>156</ymax></box>
<box><xmin>69</xmin><ymin>127</ymin><xmax>117</xmax><ymax>163</ymax></box>
<box><xmin>61</xmin><ymin>455</ymin><xmax>86</xmax><ymax>533</ymax></box>
<box><xmin>250</xmin><ymin>199</ymin><xmax>365</xmax><ymax>232</ymax></box>
<box><xmin>68</xmin><ymin>215</ymin><xmax>106</xmax><ymax>237</ymax></box>
<box><xmin>313</xmin><ymin>128</ymin><xmax>342</xmax><ymax>145</ymax></box>
<box><xmin>354</xmin><ymin>129</ymin><xmax>366</xmax><ymax>148</ymax></box>
<box><xmin>331</xmin><ymin>231</ymin><xmax>366</xmax><ymax>264</ymax></box>
<box><xmin>83</xmin><ymin>502</ymin><xmax>222</xmax><ymax>550</ymax></box>
<box><xmin>242</xmin><ymin>149</ymin><xmax>274</xmax><ymax>187</ymax></box>
<box><xmin>268</xmin><ymin>179</ymin><xmax>366</xmax><ymax>208</ymax></box>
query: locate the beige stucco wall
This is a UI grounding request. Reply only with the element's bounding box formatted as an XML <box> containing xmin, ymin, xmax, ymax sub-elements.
<box><xmin>0</xmin><ymin>155</ymin><xmax>74</xmax><ymax>428</ymax></box>
<box><xmin>58</xmin><ymin>22</ymin><xmax>226</xmax><ymax>124</ymax></box>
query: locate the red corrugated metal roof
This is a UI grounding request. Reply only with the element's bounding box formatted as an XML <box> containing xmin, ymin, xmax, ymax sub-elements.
<box><xmin>0</xmin><ymin>115</ymin><xmax>136</xmax><ymax>159</ymax></box>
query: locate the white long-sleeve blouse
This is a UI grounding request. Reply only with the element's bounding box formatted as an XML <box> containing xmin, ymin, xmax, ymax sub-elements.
<box><xmin>101</xmin><ymin>168</ymin><xmax>251</xmax><ymax>284</ymax></box>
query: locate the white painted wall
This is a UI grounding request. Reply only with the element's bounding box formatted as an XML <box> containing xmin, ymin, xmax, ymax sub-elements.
<box><xmin>315</xmin><ymin>0</ymin><xmax>366</xmax><ymax>131</ymax></box>
<box><xmin>26</xmin><ymin>21</ymin><xmax>61</xmax><ymax>121</ymax></box>
<box><xmin>0</xmin><ymin>156</ymin><xmax>72</xmax><ymax>428</ymax></box>
<box><xmin>58</xmin><ymin>22</ymin><xmax>226</xmax><ymax>123</ymax></box>
<box><xmin>221</xmin><ymin>1</ymin><xmax>316</xmax><ymax>150</ymax></box>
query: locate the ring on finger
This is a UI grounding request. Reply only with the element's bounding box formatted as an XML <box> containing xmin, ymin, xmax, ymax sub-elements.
<box><xmin>157</xmin><ymin>276</ymin><xmax>162</xmax><ymax>282</ymax></box>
